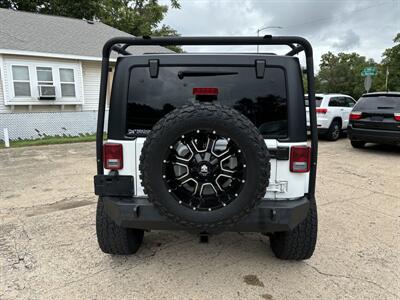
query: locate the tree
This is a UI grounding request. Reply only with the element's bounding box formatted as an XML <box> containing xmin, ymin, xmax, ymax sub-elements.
<box><xmin>0</xmin><ymin>0</ymin><xmax>182</xmax><ymax>51</ymax></box>
<box><xmin>316</xmin><ymin>52</ymin><xmax>377</xmax><ymax>99</ymax></box>
<box><xmin>316</xmin><ymin>33</ymin><xmax>400</xmax><ymax>97</ymax></box>
<box><xmin>98</xmin><ymin>0</ymin><xmax>182</xmax><ymax>52</ymax></box>
<box><xmin>374</xmin><ymin>33</ymin><xmax>400</xmax><ymax>91</ymax></box>
<box><xmin>0</xmin><ymin>0</ymin><xmax>102</xmax><ymax>20</ymax></box>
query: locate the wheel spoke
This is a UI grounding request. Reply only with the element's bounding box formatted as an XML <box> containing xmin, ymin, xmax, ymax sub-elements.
<box><xmin>220</xmin><ymin>155</ymin><xmax>236</xmax><ymax>174</ymax></box>
<box><xmin>218</xmin><ymin>149</ymin><xmax>232</xmax><ymax>161</ymax></box>
<box><xmin>220</xmin><ymin>167</ymin><xmax>235</xmax><ymax>176</ymax></box>
<box><xmin>176</xmin><ymin>172</ymin><xmax>190</xmax><ymax>182</ymax></box>
<box><xmin>172</xmin><ymin>162</ymin><xmax>190</xmax><ymax>180</ymax></box>
<box><xmin>172</xmin><ymin>143</ymin><xmax>194</xmax><ymax>162</ymax></box>
<box><xmin>179</xmin><ymin>178</ymin><xmax>199</xmax><ymax>195</ymax></box>
<box><xmin>199</xmin><ymin>183</ymin><xmax>218</xmax><ymax>197</ymax></box>
<box><xmin>215</xmin><ymin>174</ymin><xmax>233</xmax><ymax>191</ymax></box>
<box><xmin>207</xmin><ymin>137</ymin><xmax>216</xmax><ymax>152</ymax></box>
<box><xmin>191</xmin><ymin>136</ymin><xmax>211</xmax><ymax>153</ymax></box>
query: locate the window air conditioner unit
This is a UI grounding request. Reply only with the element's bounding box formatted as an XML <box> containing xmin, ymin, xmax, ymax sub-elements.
<box><xmin>38</xmin><ymin>85</ymin><xmax>56</xmax><ymax>100</ymax></box>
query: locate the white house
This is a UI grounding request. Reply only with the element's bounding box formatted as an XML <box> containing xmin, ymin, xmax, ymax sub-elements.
<box><xmin>0</xmin><ymin>8</ymin><xmax>170</xmax><ymax>140</ymax></box>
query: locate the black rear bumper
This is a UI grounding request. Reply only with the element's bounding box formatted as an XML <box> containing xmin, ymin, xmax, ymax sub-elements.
<box><xmin>101</xmin><ymin>195</ymin><xmax>311</xmax><ymax>233</ymax></box>
<box><xmin>348</xmin><ymin>125</ymin><xmax>400</xmax><ymax>144</ymax></box>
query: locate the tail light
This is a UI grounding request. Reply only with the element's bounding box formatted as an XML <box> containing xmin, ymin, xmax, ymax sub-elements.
<box><xmin>290</xmin><ymin>146</ymin><xmax>310</xmax><ymax>173</ymax></box>
<box><xmin>350</xmin><ymin>112</ymin><xmax>363</xmax><ymax>120</ymax></box>
<box><xmin>103</xmin><ymin>143</ymin><xmax>123</xmax><ymax>170</ymax></box>
<box><xmin>394</xmin><ymin>113</ymin><xmax>400</xmax><ymax>121</ymax></box>
<box><xmin>193</xmin><ymin>87</ymin><xmax>219</xmax><ymax>96</ymax></box>
<box><xmin>316</xmin><ymin>108</ymin><xmax>328</xmax><ymax>114</ymax></box>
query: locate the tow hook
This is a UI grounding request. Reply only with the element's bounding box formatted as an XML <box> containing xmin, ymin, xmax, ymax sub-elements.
<box><xmin>199</xmin><ymin>231</ymin><xmax>210</xmax><ymax>243</ymax></box>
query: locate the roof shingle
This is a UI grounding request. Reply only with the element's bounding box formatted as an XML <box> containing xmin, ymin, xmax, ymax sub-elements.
<box><xmin>0</xmin><ymin>8</ymin><xmax>170</xmax><ymax>59</ymax></box>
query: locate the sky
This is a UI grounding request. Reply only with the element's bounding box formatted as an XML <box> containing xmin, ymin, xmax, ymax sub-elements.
<box><xmin>159</xmin><ymin>0</ymin><xmax>400</xmax><ymax>69</ymax></box>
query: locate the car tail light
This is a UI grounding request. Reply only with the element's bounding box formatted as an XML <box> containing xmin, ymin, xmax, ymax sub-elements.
<box><xmin>290</xmin><ymin>146</ymin><xmax>310</xmax><ymax>173</ymax></box>
<box><xmin>350</xmin><ymin>112</ymin><xmax>362</xmax><ymax>120</ymax></box>
<box><xmin>193</xmin><ymin>87</ymin><xmax>219</xmax><ymax>95</ymax></box>
<box><xmin>316</xmin><ymin>108</ymin><xmax>328</xmax><ymax>114</ymax></box>
<box><xmin>394</xmin><ymin>113</ymin><xmax>400</xmax><ymax>121</ymax></box>
<box><xmin>103</xmin><ymin>143</ymin><xmax>123</xmax><ymax>170</ymax></box>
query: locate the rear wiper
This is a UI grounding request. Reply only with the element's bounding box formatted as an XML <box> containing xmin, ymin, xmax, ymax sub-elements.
<box><xmin>178</xmin><ymin>71</ymin><xmax>238</xmax><ymax>79</ymax></box>
<box><xmin>377</xmin><ymin>106</ymin><xmax>394</xmax><ymax>109</ymax></box>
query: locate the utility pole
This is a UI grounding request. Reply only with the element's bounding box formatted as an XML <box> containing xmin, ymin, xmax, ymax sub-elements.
<box><xmin>385</xmin><ymin>66</ymin><xmax>389</xmax><ymax>92</ymax></box>
<box><xmin>256</xmin><ymin>26</ymin><xmax>282</xmax><ymax>53</ymax></box>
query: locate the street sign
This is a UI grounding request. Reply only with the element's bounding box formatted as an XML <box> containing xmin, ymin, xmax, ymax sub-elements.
<box><xmin>364</xmin><ymin>76</ymin><xmax>372</xmax><ymax>92</ymax></box>
<box><xmin>361</xmin><ymin>67</ymin><xmax>377</xmax><ymax>77</ymax></box>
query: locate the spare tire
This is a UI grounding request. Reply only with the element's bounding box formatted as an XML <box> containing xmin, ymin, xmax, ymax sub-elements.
<box><xmin>140</xmin><ymin>104</ymin><xmax>270</xmax><ymax>229</ymax></box>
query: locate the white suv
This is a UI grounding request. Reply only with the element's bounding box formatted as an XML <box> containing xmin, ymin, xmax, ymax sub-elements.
<box><xmin>306</xmin><ymin>93</ymin><xmax>356</xmax><ymax>141</ymax></box>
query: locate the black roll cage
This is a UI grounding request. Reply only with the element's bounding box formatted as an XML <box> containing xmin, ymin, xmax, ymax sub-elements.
<box><xmin>96</xmin><ymin>36</ymin><xmax>318</xmax><ymax>197</ymax></box>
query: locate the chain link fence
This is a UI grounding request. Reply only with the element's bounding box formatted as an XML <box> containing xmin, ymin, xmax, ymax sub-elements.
<box><xmin>0</xmin><ymin>111</ymin><xmax>108</xmax><ymax>141</ymax></box>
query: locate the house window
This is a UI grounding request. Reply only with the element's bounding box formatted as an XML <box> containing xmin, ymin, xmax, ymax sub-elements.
<box><xmin>6</xmin><ymin>61</ymin><xmax>82</xmax><ymax>105</ymax></box>
<box><xmin>36</xmin><ymin>67</ymin><xmax>53</xmax><ymax>85</ymax></box>
<box><xmin>59</xmin><ymin>68</ymin><xmax>76</xmax><ymax>97</ymax></box>
<box><xmin>12</xmin><ymin>65</ymin><xmax>31</xmax><ymax>97</ymax></box>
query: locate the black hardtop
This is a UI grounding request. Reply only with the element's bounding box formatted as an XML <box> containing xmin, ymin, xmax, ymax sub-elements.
<box><xmin>108</xmin><ymin>53</ymin><xmax>307</xmax><ymax>142</ymax></box>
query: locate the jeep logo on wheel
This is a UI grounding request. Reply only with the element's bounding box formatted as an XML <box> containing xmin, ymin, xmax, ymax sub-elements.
<box><xmin>200</xmin><ymin>164</ymin><xmax>208</xmax><ymax>174</ymax></box>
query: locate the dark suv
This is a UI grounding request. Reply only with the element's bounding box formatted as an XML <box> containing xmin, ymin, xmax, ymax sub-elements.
<box><xmin>94</xmin><ymin>36</ymin><xmax>319</xmax><ymax>260</ymax></box>
<box><xmin>348</xmin><ymin>92</ymin><xmax>400</xmax><ymax>148</ymax></box>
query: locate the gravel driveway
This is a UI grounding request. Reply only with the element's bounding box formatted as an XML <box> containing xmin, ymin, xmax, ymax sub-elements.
<box><xmin>0</xmin><ymin>140</ymin><xmax>399</xmax><ymax>299</ymax></box>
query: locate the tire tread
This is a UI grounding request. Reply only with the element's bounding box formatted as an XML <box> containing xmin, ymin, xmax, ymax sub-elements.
<box><xmin>270</xmin><ymin>197</ymin><xmax>318</xmax><ymax>260</ymax></box>
<box><xmin>96</xmin><ymin>197</ymin><xmax>144</xmax><ymax>255</ymax></box>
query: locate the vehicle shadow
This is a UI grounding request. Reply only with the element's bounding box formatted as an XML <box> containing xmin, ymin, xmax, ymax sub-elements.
<box><xmin>360</xmin><ymin>143</ymin><xmax>400</xmax><ymax>154</ymax></box>
<box><xmin>107</xmin><ymin>230</ymin><xmax>311</xmax><ymax>271</ymax></box>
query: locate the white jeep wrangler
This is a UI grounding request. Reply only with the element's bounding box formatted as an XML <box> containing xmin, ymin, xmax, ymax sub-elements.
<box><xmin>94</xmin><ymin>36</ymin><xmax>319</xmax><ymax>260</ymax></box>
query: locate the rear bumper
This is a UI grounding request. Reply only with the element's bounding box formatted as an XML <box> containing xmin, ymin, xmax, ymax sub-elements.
<box><xmin>348</xmin><ymin>125</ymin><xmax>400</xmax><ymax>144</ymax></box>
<box><xmin>101</xmin><ymin>195</ymin><xmax>311</xmax><ymax>233</ymax></box>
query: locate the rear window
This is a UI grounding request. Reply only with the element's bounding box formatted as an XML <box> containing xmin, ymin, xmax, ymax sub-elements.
<box><xmin>304</xmin><ymin>95</ymin><xmax>323</xmax><ymax>107</ymax></box>
<box><xmin>354</xmin><ymin>95</ymin><xmax>400</xmax><ymax>110</ymax></box>
<box><xmin>126</xmin><ymin>66</ymin><xmax>288</xmax><ymax>138</ymax></box>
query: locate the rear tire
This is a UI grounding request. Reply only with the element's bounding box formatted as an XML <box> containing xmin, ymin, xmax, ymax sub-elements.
<box><xmin>270</xmin><ymin>197</ymin><xmax>318</xmax><ymax>260</ymax></box>
<box><xmin>326</xmin><ymin>120</ymin><xmax>341</xmax><ymax>141</ymax></box>
<box><xmin>96</xmin><ymin>197</ymin><xmax>144</xmax><ymax>255</ymax></box>
<box><xmin>351</xmin><ymin>140</ymin><xmax>365</xmax><ymax>148</ymax></box>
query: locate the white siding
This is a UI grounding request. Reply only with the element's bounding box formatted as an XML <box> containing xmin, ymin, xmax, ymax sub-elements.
<box><xmin>0</xmin><ymin>54</ymin><xmax>9</xmax><ymax>113</ymax></box>
<box><xmin>0</xmin><ymin>77</ymin><xmax>5</xmax><ymax>113</ymax></box>
<box><xmin>82</xmin><ymin>61</ymin><xmax>101</xmax><ymax>111</ymax></box>
<box><xmin>0</xmin><ymin>55</ymin><xmax>108</xmax><ymax>114</ymax></box>
<box><xmin>0</xmin><ymin>54</ymin><xmax>87</xmax><ymax>112</ymax></box>
<box><xmin>0</xmin><ymin>54</ymin><xmax>112</xmax><ymax>139</ymax></box>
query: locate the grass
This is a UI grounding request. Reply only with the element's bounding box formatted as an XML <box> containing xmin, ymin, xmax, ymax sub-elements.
<box><xmin>0</xmin><ymin>133</ymin><xmax>104</xmax><ymax>149</ymax></box>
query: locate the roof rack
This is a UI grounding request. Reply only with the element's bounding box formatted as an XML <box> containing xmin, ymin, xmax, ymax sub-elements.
<box><xmin>107</xmin><ymin>35</ymin><xmax>308</xmax><ymax>57</ymax></box>
<box><xmin>96</xmin><ymin>35</ymin><xmax>318</xmax><ymax>198</ymax></box>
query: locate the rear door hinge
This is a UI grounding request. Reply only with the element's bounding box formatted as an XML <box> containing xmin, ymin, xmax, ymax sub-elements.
<box><xmin>255</xmin><ymin>59</ymin><xmax>266</xmax><ymax>79</ymax></box>
<box><xmin>149</xmin><ymin>59</ymin><xmax>159</xmax><ymax>78</ymax></box>
<box><xmin>267</xmin><ymin>181</ymin><xmax>288</xmax><ymax>193</ymax></box>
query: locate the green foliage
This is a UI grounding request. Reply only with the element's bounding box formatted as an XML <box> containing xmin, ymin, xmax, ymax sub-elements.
<box><xmin>0</xmin><ymin>0</ymin><xmax>101</xmax><ymax>19</ymax></box>
<box><xmin>316</xmin><ymin>33</ymin><xmax>400</xmax><ymax>98</ymax></box>
<box><xmin>316</xmin><ymin>51</ymin><xmax>377</xmax><ymax>99</ymax></box>
<box><xmin>0</xmin><ymin>133</ymin><xmax>103</xmax><ymax>149</ymax></box>
<box><xmin>0</xmin><ymin>0</ymin><xmax>182</xmax><ymax>52</ymax></box>
<box><xmin>374</xmin><ymin>33</ymin><xmax>400</xmax><ymax>92</ymax></box>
